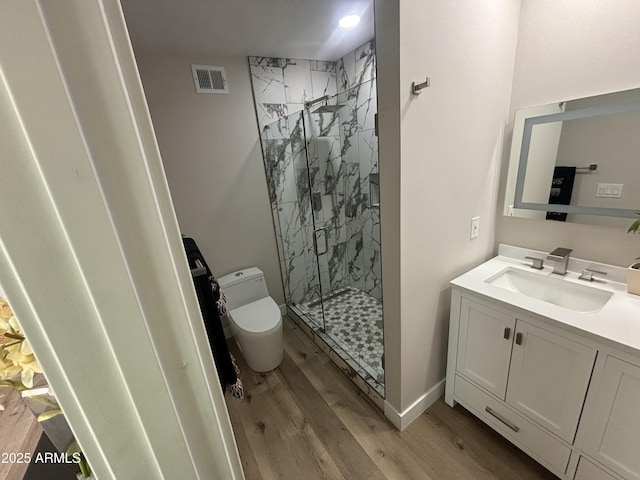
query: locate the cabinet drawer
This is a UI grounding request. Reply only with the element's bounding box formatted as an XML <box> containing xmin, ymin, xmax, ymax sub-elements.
<box><xmin>574</xmin><ymin>457</ymin><xmax>618</xmax><ymax>480</ymax></box>
<box><xmin>454</xmin><ymin>374</ymin><xmax>570</xmax><ymax>476</ymax></box>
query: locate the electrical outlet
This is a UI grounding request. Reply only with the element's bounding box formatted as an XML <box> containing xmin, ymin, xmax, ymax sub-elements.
<box><xmin>470</xmin><ymin>216</ymin><xmax>480</xmax><ymax>239</ymax></box>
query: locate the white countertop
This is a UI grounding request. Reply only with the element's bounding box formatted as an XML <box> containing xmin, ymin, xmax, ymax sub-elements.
<box><xmin>451</xmin><ymin>245</ymin><xmax>640</xmax><ymax>355</ymax></box>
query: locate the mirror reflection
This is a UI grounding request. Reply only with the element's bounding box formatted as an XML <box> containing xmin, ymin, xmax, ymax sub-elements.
<box><xmin>504</xmin><ymin>88</ymin><xmax>640</xmax><ymax>227</ymax></box>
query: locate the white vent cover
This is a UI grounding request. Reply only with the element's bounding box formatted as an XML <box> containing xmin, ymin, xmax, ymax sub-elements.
<box><xmin>191</xmin><ymin>64</ymin><xmax>229</xmax><ymax>94</ymax></box>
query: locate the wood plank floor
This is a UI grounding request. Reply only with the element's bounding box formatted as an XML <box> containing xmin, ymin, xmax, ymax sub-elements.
<box><xmin>225</xmin><ymin>317</ymin><xmax>558</xmax><ymax>480</ymax></box>
<box><xmin>0</xmin><ymin>388</ymin><xmax>43</xmax><ymax>480</ymax></box>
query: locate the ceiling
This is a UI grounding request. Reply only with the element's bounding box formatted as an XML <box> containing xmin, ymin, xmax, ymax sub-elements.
<box><xmin>120</xmin><ymin>0</ymin><xmax>375</xmax><ymax>61</ymax></box>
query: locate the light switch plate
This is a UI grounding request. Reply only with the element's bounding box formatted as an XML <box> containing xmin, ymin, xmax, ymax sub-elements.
<box><xmin>596</xmin><ymin>183</ymin><xmax>624</xmax><ymax>198</ymax></box>
<box><xmin>471</xmin><ymin>216</ymin><xmax>480</xmax><ymax>239</ymax></box>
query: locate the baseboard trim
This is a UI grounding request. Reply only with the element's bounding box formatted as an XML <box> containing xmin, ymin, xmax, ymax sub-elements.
<box><xmin>384</xmin><ymin>378</ymin><xmax>445</xmax><ymax>431</ymax></box>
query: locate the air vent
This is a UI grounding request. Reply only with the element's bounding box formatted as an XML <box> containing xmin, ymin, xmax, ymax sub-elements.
<box><xmin>191</xmin><ymin>64</ymin><xmax>229</xmax><ymax>94</ymax></box>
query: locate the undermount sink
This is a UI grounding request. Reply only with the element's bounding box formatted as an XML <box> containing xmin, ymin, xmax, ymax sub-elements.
<box><xmin>485</xmin><ymin>267</ymin><xmax>613</xmax><ymax>313</ymax></box>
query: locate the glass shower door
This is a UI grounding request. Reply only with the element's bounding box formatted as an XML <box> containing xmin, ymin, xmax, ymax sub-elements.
<box><xmin>304</xmin><ymin>82</ymin><xmax>385</xmax><ymax>389</ymax></box>
<box><xmin>303</xmin><ymin>101</ymin><xmax>347</xmax><ymax>327</ymax></box>
<box><xmin>260</xmin><ymin>111</ymin><xmax>327</xmax><ymax>330</ymax></box>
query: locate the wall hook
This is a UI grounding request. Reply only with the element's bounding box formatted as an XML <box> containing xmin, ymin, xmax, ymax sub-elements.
<box><xmin>412</xmin><ymin>77</ymin><xmax>430</xmax><ymax>95</ymax></box>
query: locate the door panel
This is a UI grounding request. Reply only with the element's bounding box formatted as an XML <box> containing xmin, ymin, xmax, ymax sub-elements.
<box><xmin>456</xmin><ymin>298</ymin><xmax>515</xmax><ymax>399</ymax></box>
<box><xmin>582</xmin><ymin>356</ymin><xmax>640</xmax><ymax>480</ymax></box>
<box><xmin>506</xmin><ymin>320</ymin><xmax>596</xmax><ymax>443</ymax></box>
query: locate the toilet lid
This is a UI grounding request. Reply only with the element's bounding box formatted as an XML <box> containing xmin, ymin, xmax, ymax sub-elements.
<box><xmin>229</xmin><ymin>297</ymin><xmax>281</xmax><ymax>334</ymax></box>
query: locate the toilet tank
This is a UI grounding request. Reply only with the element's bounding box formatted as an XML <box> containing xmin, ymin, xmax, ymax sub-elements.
<box><xmin>217</xmin><ymin>267</ymin><xmax>269</xmax><ymax>311</ymax></box>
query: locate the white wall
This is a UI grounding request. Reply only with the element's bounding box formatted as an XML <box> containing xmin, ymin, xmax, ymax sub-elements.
<box><xmin>135</xmin><ymin>52</ymin><xmax>285</xmax><ymax>304</ymax></box>
<box><xmin>376</xmin><ymin>0</ymin><xmax>521</xmax><ymax>421</ymax></box>
<box><xmin>375</xmin><ymin>0</ymin><xmax>402</xmax><ymax>414</ymax></box>
<box><xmin>497</xmin><ymin>0</ymin><xmax>640</xmax><ymax>266</ymax></box>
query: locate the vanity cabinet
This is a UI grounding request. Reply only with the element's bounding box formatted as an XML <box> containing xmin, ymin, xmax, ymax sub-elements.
<box><xmin>447</xmin><ymin>249</ymin><xmax>640</xmax><ymax>480</ymax></box>
<box><xmin>580</xmin><ymin>356</ymin><xmax>640</xmax><ymax>480</ymax></box>
<box><xmin>456</xmin><ymin>296</ymin><xmax>596</xmax><ymax>443</ymax></box>
<box><xmin>447</xmin><ymin>291</ymin><xmax>602</xmax><ymax>478</ymax></box>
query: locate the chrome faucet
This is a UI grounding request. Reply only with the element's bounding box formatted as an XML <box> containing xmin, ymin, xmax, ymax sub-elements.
<box><xmin>546</xmin><ymin>247</ymin><xmax>573</xmax><ymax>275</ymax></box>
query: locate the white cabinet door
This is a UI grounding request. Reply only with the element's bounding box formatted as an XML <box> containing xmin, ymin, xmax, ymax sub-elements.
<box><xmin>582</xmin><ymin>356</ymin><xmax>640</xmax><ymax>480</ymax></box>
<box><xmin>506</xmin><ymin>320</ymin><xmax>596</xmax><ymax>443</ymax></box>
<box><xmin>456</xmin><ymin>298</ymin><xmax>515</xmax><ymax>399</ymax></box>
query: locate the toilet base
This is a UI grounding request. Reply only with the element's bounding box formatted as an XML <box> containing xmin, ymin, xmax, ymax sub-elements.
<box><xmin>234</xmin><ymin>318</ymin><xmax>283</xmax><ymax>372</ymax></box>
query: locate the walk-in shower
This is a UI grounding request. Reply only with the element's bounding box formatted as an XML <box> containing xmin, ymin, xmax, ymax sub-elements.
<box><xmin>258</xmin><ymin>75</ymin><xmax>384</xmax><ymax>396</ymax></box>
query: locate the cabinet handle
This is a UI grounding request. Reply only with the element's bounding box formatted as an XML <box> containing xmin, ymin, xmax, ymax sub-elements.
<box><xmin>503</xmin><ymin>327</ymin><xmax>511</xmax><ymax>340</ymax></box>
<box><xmin>515</xmin><ymin>332</ymin><xmax>523</xmax><ymax>345</ymax></box>
<box><xmin>485</xmin><ymin>406</ymin><xmax>520</xmax><ymax>433</ymax></box>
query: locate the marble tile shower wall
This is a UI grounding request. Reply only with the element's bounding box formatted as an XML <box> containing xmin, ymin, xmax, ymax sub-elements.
<box><xmin>250</xmin><ymin>40</ymin><xmax>381</xmax><ymax>305</ymax></box>
<box><xmin>336</xmin><ymin>42</ymin><xmax>381</xmax><ymax>301</ymax></box>
<box><xmin>260</xmin><ymin>111</ymin><xmax>321</xmax><ymax>306</ymax></box>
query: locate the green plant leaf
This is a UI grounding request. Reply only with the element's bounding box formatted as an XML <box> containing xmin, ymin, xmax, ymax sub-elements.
<box><xmin>628</xmin><ymin>212</ymin><xmax>640</xmax><ymax>234</ymax></box>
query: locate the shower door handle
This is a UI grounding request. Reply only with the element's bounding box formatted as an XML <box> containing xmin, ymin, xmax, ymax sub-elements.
<box><xmin>313</xmin><ymin>228</ymin><xmax>328</xmax><ymax>256</ymax></box>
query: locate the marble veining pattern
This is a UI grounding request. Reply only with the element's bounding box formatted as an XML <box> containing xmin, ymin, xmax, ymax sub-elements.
<box><xmin>249</xmin><ymin>57</ymin><xmax>286</xmax><ymax>67</ymax></box>
<box><xmin>337</xmin><ymin>40</ymin><xmax>376</xmax><ymax>94</ymax></box>
<box><xmin>311</xmin><ymin>70</ymin><xmax>338</xmax><ymax>99</ymax></box>
<box><xmin>250</xmin><ymin>65</ymin><xmax>286</xmax><ymax>105</ymax></box>
<box><xmin>256</xmin><ymin>103</ymin><xmax>290</xmax><ymax>136</ymax></box>
<box><xmin>346</xmin><ymin>228</ymin><xmax>364</xmax><ymax>291</ymax></box>
<box><xmin>250</xmin><ymin>55</ymin><xmax>339</xmax><ymax>131</ymax></box>
<box><xmin>283</xmin><ymin>59</ymin><xmax>313</xmax><ymax>104</ymax></box>
<box><xmin>310</xmin><ymin>60</ymin><xmax>336</xmax><ymax>73</ymax></box>
<box><xmin>344</xmin><ymin>163</ymin><xmax>361</xmax><ymax>219</ymax></box>
<box><xmin>262</xmin><ymin>139</ymin><xmax>294</xmax><ymax>205</ymax></box>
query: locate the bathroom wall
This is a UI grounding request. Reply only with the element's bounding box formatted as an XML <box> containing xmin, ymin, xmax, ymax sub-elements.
<box><xmin>249</xmin><ymin>41</ymin><xmax>380</xmax><ymax>305</ymax></box>
<box><xmin>134</xmin><ymin>52</ymin><xmax>285</xmax><ymax>304</ymax></box>
<box><xmin>375</xmin><ymin>0</ymin><xmax>521</xmax><ymax>421</ymax></box>
<box><xmin>496</xmin><ymin>0</ymin><xmax>640</xmax><ymax>266</ymax></box>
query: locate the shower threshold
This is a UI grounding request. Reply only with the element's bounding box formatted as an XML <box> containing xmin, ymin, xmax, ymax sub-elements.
<box><xmin>305</xmin><ymin>288</ymin><xmax>351</xmax><ymax>308</ymax></box>
<box><xmin>289</xmin><ymin>287</ymin><xmax>384</xmax><ymax>403</ymax></box>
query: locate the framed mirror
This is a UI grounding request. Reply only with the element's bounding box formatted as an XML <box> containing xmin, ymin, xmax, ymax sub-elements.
<box><xmin>504</xmin><ymin>88</ymin><xmax>640</xmax><ymax>226</ymax></box>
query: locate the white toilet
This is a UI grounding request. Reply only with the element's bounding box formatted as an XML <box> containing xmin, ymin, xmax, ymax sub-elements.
<box><xmin>218</xmin><ymin>267</ymin><xmax>283</xmax><ymax>372</ymax></box>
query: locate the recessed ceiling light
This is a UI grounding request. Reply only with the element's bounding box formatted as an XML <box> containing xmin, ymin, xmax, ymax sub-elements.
<box><xmin>339</xmin><ymin>15</ymin><xmax>361</xmax><ymax>29</ymax></box>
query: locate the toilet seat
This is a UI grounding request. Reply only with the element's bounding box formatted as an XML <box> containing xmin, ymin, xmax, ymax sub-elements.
<box><xmin>229</xmin><ymin>297</ymin><xmax>281</xmax><ymax>335</ymax></box>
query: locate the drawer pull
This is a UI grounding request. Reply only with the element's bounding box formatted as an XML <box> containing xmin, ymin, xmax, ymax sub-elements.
<box><xmin>515</xmin><ymin>332</ymin><xmax>523</xmax><ymax>345</ymax></box>
<box><xmin>485</xmin><ymin>406</ymin><xmax>520</xmax><ymax>433</ymax></box>
<box><xmin>503</xmin><ymin>327</ymin><xmax>511</xmax><ymax>340</ymax></box>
